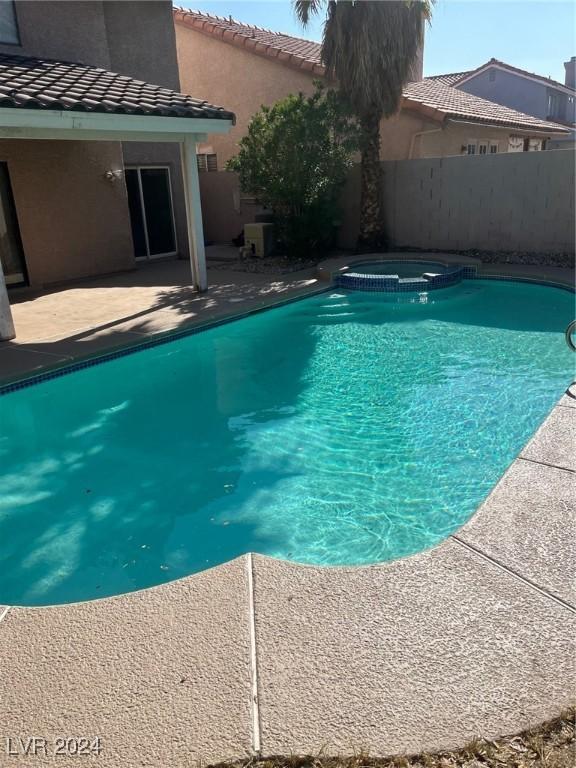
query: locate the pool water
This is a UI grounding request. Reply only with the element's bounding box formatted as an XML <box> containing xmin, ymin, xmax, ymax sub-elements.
<box><xmin>0</xmin><ymin>280</ymin><xmax>573</xmax><ymax>605</ymax></box>
<box><xmin>350</xmin><ymin>261</ymin><xmax>449</xmax><ymax>277</ymax></box>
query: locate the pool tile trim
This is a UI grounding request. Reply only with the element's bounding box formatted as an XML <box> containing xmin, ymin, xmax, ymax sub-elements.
<box><xmin>0</xmin><ymin>284</ymin><xmax>331</xmax><ymax>396</ymax></box>
<box><xmin>335</xmin><ymin>263</ymin><xmax>477</xmax><ymax>291</ymax></box>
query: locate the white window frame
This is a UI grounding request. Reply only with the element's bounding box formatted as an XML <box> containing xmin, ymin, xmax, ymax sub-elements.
<box><xmin>126</xmin><ymin>165</ymin><xmax>178</xmax><ymax>261</ymax></box>
<box><xmin>467</xmin><ymin>139</ymin><xmax>500</xmax><ymax>156</ymax></box>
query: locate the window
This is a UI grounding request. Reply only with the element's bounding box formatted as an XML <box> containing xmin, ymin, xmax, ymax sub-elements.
<box><xmin>528</xmin><ymin>138</ymin><xmax>542</xmax><ymax>151</ymax></box>
<box><xmin>197</xmin><ymin>153</ymin><xmax>218</xmax><ymax>172</ymax></box>
<box><xmin>0</xmin><ymin>1</ymin><xmax>19</xmax><ymax>44</ymax></box>
<box><xmin>466</xmin><ymin>139</ymin><xmax>499</xmax><ymax>156</ymax></box>
<box><xmin>547</xmin><ymin>90</ymin><xmax>566</xmax><ymax>121</ymax></box>
<box><xmin>125</xmin><ymin>167</ymin><xmax>177</xmax><ymax>259</ymax></box>
<box><xmin>508</xmin><ymin>135</ymin><xmax>524</xmax><ymax>152</ymax></box>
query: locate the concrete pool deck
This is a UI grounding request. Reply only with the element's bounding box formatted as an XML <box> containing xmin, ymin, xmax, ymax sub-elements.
<box><xmin>0</xmin><ymin>253</ymin><xmax>574</xmax><ymax>766</ymax></box>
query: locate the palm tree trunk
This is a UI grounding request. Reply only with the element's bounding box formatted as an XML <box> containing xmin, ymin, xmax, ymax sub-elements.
<box><xmin>358</xmin><ymin>111</ymin><xmax>384</xmax><ymax>251</ymax></box>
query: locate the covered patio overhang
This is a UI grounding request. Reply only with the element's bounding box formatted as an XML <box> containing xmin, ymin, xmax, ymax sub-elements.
<box><xmin>0</xmin><ymin>106</ymin><xmax>234</xmax><ymax>341</ymax></box>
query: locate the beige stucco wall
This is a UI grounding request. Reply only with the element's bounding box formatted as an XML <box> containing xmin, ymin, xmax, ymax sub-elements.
<box><xmin>419</xmin><ymin>120</ymin><xmax>538</xmax><ymax>157</ymax></box>
<box><xmin>104</xmin><ymin>2</ymin><xmax>190</xmax><ymax>259</ymax></box>
<box><xmin>199</xmin><ymin>172</ymin><xmax>264</xmax><ymax>243</ymax></box>
<box><xmin>0</xmin><ymin>140</ymin><xmax>134</xmax><ymax>287</ymax></box>
<box><xmin>379</xmin><ymin>110</ymin><xmax>540</xmax><ymax>160</ymax></box>
<box><xmin>1</xmin><ymin>1</ymin><xmax>191</xmax><ymax>275</ymax></box>
<box><xmin>175</xmin><ymin>23</ymin><xmax>317</xmax><ymax>166</ymax></box>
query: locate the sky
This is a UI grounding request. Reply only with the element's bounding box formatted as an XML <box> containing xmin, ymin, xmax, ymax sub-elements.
<box><xmin>182</xmin><ymin>1</ymin><xmax>576</xmax><ymax>84</ymax></box>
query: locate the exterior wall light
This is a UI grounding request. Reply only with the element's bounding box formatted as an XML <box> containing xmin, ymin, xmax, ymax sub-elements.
<box><xmin>104</xmin><ymin>169</ymin><xmax>124</xmax><ymax>182</ymax></box>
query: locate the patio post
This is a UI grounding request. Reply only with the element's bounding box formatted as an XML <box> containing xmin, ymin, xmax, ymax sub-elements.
<box><xmin>0</xmin><ymin>261</ymin><xmax>15</xmax><ymax>341</ymax></box>
<box><xmin>180</xmin><ymin>134</ymin><xmax>208</xmax><ymax>292</ymax></box>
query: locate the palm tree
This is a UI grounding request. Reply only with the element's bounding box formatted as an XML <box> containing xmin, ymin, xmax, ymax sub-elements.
<box><xmin>295</xmin><ymin>0</ymin><xmax>432</xmax><ymax>250</ymax></box>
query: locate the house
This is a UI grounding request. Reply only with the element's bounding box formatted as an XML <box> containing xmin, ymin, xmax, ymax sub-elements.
<box><xmin>427</xmin><ymin>57</ymin><xmax>576</xmax><ymax>150</ymax></box>
<box><xmin>173</xmin><ymin>8</ymin><xmax>569</xmax><ymax>168</ymax></box>
<box><xmin>0</xmin><ymin>0</ymin><xmax>235</xmax><ymax>340</ymax></box>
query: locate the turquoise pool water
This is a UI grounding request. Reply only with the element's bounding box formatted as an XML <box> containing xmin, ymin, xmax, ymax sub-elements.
<box><xmin>0</xmin><ymin>280</ymin><xmax>573</xmax><ymax>605</ymax></box>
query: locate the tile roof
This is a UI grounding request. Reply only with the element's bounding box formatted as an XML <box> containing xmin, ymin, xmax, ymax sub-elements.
<box><xmin>172</xmin><ymin>10</ymin><xmax>567</xmax><ymax>134</ymax></box>
<box><xmin>0</xmin><ymin>52</ymin><xmax>234</xmax><ymax>120</ymax></box>
<box><xmin>425</xmin><ymin>71</ymin><xmax>471</xmax><ymax>86</ymax></box>
<box><xmin>173</xmin><ymin>7</ymin><xmax>325</xmax><ymax>74</ymax></box>
<box><xmin>403</xmin><ymin>79</ymin><xmax>569</xmax><ymax>133</ymax></box>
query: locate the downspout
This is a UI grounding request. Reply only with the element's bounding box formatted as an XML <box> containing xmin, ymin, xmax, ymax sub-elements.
<box><xmin>408</xmin><ymin>125</ymin><xmax>443</xmax><ymax>159</ymax></box>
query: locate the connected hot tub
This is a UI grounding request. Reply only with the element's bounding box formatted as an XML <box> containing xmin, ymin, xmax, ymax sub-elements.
<box><xmin>336</xmin><ymin>260</ymin><xmax>476</xmax><ymax>292</ymax></box>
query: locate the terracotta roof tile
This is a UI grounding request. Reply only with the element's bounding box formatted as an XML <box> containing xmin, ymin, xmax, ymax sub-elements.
<box><xmin>425</xmin><ymin>71</ymin><xmax>471</xmax><ymax>86</ymax></box>
<box><xmin>403</xmin><ymin>79</ymin><xmax>569</xmax><ymax>133</ymax></box>
<box><xmin>0</xmin><ymin>52</ymin><xmax>235</xmax><ymax>121</ymax></box>
<box><xmin>173</xmin><ymin>10</ymin><xmax>568</xmax><ymax>134</ymax></box>
<box><xmin>173</xmin><ymin>7</ymin><xmax>325</xmax><ymax>75</ymax></box>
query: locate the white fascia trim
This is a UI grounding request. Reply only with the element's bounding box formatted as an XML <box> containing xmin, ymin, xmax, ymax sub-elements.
<box><xmin>447</xmin><ymin>118</ymin><xmax>569</xmax><ymax>136</ymax></box>
<box><xmin>0</xmin><ymin>127</ymin><xmax>209</xmax><ymax>142</ymax></box>
<box><xmin>457</xmin><ymin>64</ymin><xmax>576</xmax><ymax>97</ymax></box>
<box><xmin>0</xmin><ymin>107</ymin><xmax>233</xmax><ymax>136</ymax></box>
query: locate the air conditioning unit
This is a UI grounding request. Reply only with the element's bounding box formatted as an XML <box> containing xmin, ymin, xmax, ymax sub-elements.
<box><xmin>244</xmin><ymin>223</ymin><xmax>275</xmax><ymax>258</ymax></box>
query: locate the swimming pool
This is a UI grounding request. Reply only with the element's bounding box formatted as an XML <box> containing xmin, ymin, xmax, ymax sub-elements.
<box><xmin>0</xmin><ymin>279</ymin><xmax>573</xmax><ymax>605</ymax></box>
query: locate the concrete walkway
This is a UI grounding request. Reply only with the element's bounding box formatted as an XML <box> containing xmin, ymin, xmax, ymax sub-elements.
<box><xmin>0</xmin><ymin>254</ymin><xmax>574</xmax><ymax>766</ymax></box>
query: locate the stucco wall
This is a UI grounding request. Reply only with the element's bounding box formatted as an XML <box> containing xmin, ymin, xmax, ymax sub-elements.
<box><xmin>381</xmin><ymin>110</ymin><xmax>540</xmax><ymax>160</ymax></box>
<box><xmin>103</xmin><ymin>1</ymin><xmax>190</xmax><ymax>259</ymax></box>
<box><xmin>0</xmin><ymin>140</ymin><xmax>134</xmax><ymax>287</ymax></box>
<box><xmin>0</xmin><ymin>1</ymin><xmax>110</xmax><ymax>64</ymax></box>
<box><xmin>420</xmin><ymin>120</ymin><xmax>531</xmax><ymax>157</ymax></box>
<box><xmin>377</xmin><ymin>149</ymin><xmax>575</xmax><ymax>254</ymax></box>
<box><xmin>103</xmin><ymin>1</ymin><xmax>180</xmax><ymax>89</ymax></box>
<box><xmin>1</xmin><ymin>1</ymin><xmax>191</xmax><ymax>270</ymax></box>
<box><xmin>199</xmin><ymin>172</ymin><xmax>263</xmax><ymax>244</ymax></box>
<box><xmin>175</xmin><ymin>23</ymin><xmax>317</xmax><ymax>166</ymax></box>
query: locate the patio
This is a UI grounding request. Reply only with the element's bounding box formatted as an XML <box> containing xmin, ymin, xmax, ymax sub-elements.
<box><xmin>0</xmin><ymin>252</ymin><xmax>320</xmax><ymax>383</ymax></box>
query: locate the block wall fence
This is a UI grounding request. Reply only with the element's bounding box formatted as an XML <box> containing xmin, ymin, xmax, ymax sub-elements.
<box><xmin>200</xmin><ymin>149</ymin><xmax>576</xmax><ymax>256</ymax></box>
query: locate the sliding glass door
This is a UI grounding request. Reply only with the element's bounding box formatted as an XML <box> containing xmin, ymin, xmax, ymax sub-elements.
<box><xmin>125</xmin><ymin>166</ymin><xmax>177</xmax><ymax>260</ymax></box>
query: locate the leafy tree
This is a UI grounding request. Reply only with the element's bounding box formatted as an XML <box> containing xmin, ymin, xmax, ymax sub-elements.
<box><xmin>227</xmin><ymin>84</ymin><xmax>359</xmax><ymax>257</ymax></box>
<box><xmin>295</xmin><ymin>0</ymin><xmax>433</xmax><ymax>250</ymax></box>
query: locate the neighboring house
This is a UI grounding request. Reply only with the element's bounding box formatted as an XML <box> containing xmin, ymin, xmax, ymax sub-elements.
<box><xmin>427</xmin><ymin>57</ymin><xmax>576</xmax><ymax>150</ymax></box>
<box><xmin>173</xmin><ymin>8</ymin><xmax>569</xmax><ymax>169</ymax></box>
<box><xmin>0</xmin><ymin>0</ymin><xmax>233</xmax><ymax>303</ymax></box>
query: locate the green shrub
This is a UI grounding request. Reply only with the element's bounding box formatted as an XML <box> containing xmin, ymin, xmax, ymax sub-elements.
<box><xmin>227</xmin><ymin>84</ymin><xmax>359</xmax><ymax>258</ymax></box>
